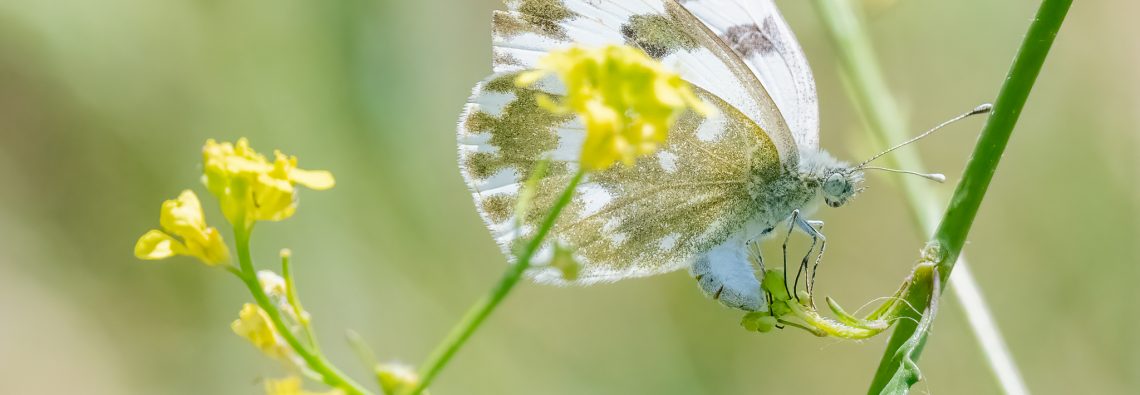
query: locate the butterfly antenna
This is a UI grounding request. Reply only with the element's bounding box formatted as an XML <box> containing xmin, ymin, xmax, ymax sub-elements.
<box><xmin>861</xmin><ymin>166</ymin><xmax>947</xmax><ymax>183</ymax></box>
<box><xmin>857</xmin><ymin>103</ymin><xmax>992</xmax><ymax>169</ymax></box>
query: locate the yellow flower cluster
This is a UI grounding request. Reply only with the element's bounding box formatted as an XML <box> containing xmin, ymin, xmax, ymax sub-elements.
<box><xmin>516</xmin><ymin>44</ymin><xmax>713</xmax><ymax>170</ymax></box>
<box><xmin>135</xmin><ymin>138</ymin><xmax>334</xmax><ymax>267</ymax></box>
<box><xmin>202</xmin><ymin>138</ymin><xmax>335</xmax><ymax>229</ymax></box>
<box><xmin>135</xmin><ymin>138</ymin><xmax>348</xmax><ymax>392</ymax></box>
<box><xmin>134</xmin><ymin>190</ymin><xmax>229</xmax><ymax>265</ymax></box>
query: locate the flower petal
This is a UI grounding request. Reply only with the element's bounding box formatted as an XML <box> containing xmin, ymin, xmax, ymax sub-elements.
<box><xmin>183</xmin><ymin>227</ymin><xmax>229</xmax><ymax>266</ymax></box>
<box><xmin>289</xmin><ymin>168</ymin><xmax>335</xmax><ymax>190</ymax></box>
<box><xmin>160</xmin><ymin>190</ymin><xmax>207</xmax><ymax>237</ymax></box>
<box><xmin>134</xmin><ymin>230</ymin><xmax>185</xmax><ymax>260</ymax></box>
<box><xmin>253</xmin><ymin>174</ymin><xmax>297</xmax><ymax>222</ymax></box>
<box><xmin>232</xmin><ymin>304</ymin><xmax>285</xmax><ymax>359</ymax></box>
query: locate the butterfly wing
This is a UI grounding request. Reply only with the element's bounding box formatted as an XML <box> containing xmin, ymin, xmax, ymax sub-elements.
<box><xmin>677</xmin><ymin>0</ymin><xmax>821</xmax><ymax>150</ymax></box>
<box><xmin>458</xmin><ymin>72</ymin><xmax>783</xmax><ymax>283</ymax></box>
<box><xmin>462</xmin><ymin>0</ymin><xmax>803</xmax><ymax>283</ymax></box>
<box><xmin>492</xmin><ymin>0</ymin><xmax>799</xmax><ymax>165</ymax></box>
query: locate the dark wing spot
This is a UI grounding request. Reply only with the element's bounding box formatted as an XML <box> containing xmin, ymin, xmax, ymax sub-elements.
<box><xmin>517</xmin><ymin>0</ymin><xmax>575</xmax><ymax>22</ymax></box>
<box><xmin>621</xmin><ymin>14</ymin><xmax>698</xmax><ymax>59</ymax></box>
<box><xmin>721</xmin><ymin>24</ymin><xmax>774</xmax><ymax>58</ymax></box>
<box><xmin>517</xmin><ymin>0</ymin><xmax>576</xmax><ymax>39</ymax></box>
<box><xmin>761</xmin><ymin>15</ymin><xmax>780</xmax><ymax>37</ymax></box>
<box><xmin>481</xmin><ymin>194</ymin><xmax>518</xmax><ymax>223</ymax></box>
<box><xmin>493</xmin><ymin>1</ymin><xmax>577</xmax><ymax>40</ymax></box>
<box><xmin>493</xmin><ymin>50</ymin><xmax>525</xmax><ymax>68</ymax></box>
<box><xmin>463</xmin><ymin>73</ymin><xmax>573</xmax><ymax>181</ymax></box>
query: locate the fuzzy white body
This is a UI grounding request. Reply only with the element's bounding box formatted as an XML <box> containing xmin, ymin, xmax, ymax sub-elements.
<box><xmin>690</xmin><ymin>148</ymin><xmax>856</xmax><ymax>311</ymax></box>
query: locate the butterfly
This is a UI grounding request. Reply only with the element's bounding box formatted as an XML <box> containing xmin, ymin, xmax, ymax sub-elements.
<box><xmin>457</xmin><ymin>0</ymin><xmax>973</xmax><ymax>311</ymax></box>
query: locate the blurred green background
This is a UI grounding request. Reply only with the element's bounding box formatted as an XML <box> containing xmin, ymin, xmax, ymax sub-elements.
<box><xmin>0</xmin><ymin>0</ymin><xmax>1135</xmax><ymax>394</ymax></box>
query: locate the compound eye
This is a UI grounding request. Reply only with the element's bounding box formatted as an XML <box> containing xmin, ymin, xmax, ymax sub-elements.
<box><xmin>823</xmin><ymin>173</ymin><xmax>844</xmax><ymax>192</ymax></box>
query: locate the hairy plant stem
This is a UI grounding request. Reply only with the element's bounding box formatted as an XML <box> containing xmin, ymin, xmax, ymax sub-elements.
<box><xmin>409</xmin><ymin>170</ymin><xmax>587</xmax><ymax>394</ymax></box>
<box><xmin>233</xmin><ymin>225</ymin><xmax>373</xmax><ymax>395</ymax></box>
<box><xmin>810</xmin><ymin>0</ymin><xmax>1072</xmax><ymax>393</ymax></box>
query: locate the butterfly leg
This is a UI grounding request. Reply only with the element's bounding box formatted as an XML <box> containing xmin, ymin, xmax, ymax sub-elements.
<box><xmin>690</xmin><ymin>234</ymin><xmax>767</xmax><ymax>312</ymax></box>
<box><xmin>803</xmin><ymin>220</ymin><xmax>827</xmax><ymax>296</ymax></box>
<box><xmin>782</xmin><ymin>211</ymin><xmax>828</xmax><ymax>304</ymax></box>
<box><xmin>791</xmin><ymin>218</ymin><xmax>827</xmax><ymax>307</ymax></box>
<box><xmin>780</xmin><ymin>210</ymin><xmax>801</xmax><ymax>300</ymax></box>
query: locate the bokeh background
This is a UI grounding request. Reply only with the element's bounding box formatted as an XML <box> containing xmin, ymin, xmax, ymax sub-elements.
<box><xmin>1</xmin><ymin>0</ymin><xmax>1136</xmax><ymax>394</ymax></box>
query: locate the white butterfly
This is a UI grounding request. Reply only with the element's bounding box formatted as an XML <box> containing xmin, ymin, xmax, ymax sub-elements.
<box><xmin>457</xmin><ymin>0</ymin><xmax>935</xmax><ymax>311</ymax></box>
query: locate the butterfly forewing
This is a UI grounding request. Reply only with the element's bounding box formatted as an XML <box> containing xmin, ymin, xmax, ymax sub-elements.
<box><xmin>491</xmin><ymin>0</ymin><xmax>799</xmax><ymax>165</ymax></box>
<box><xmin>458</xmin><ymin>72</ymin><xmax>783</xmax><ymax>283</ymax></box>
<box><xmin>679</xmin><ymin>0</ymin><xmax>821</xmax><ymax>150</ymax></box>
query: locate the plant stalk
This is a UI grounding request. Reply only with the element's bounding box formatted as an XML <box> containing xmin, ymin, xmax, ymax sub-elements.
<box><xmin>810</xmin><ymin>0</ymin><xmax>1072</xmax><ymax>393</ymax></box>
<box><xmin>234</xmin><ymin>226</ymin><xmax>374</xmax><ymax>395</ymax></box>
<box><xmin>871</xmin><ymin>2</ymin><xmax>1072</xmax><ymax>391</ymax></box>
<box><xmin>409</xmin><ymin>170</ymin><xmax>586</xmax><ymax>394</ymax></box>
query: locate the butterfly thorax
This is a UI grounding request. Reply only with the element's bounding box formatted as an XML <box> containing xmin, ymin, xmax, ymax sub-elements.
<box><xmin>742</xmin><ymin>149</ymin><xmax>861</xmax><ymax>237</ymax></box>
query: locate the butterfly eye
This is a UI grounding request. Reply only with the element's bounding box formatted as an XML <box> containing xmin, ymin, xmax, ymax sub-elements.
<box><xmin>823</xmin><ymin>173</ymin><xmax>845</xmax><ymax>194</ymax></box>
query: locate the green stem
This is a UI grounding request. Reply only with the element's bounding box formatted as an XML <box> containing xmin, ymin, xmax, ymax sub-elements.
<box><xmin>807</xmin><ymin>0</ymin><xmax>1072</xmax><ymax>393</ymax></box>
<box><xmin>282</xmin><ymin>250</ymin><xmax>321</xmax><ymax>352</ymax></box>
<box><xmin>233</xmin><ymin>226</ymin><xmax>374</xmax><ymax>395</ymax></box>
<box><xmin>928</xmin><ymin>0</ymin><xmax>1071</xmax><ymax>284</ymax></box>
<box><xmin>409</xmin><ymin>170</ymin><xmax>587</xmax><ymax>394</ymax></box>
<box><xmin>874</xmin><ymin>2</ymin><xmax>1072</xmax><ymax>392</ymax></box>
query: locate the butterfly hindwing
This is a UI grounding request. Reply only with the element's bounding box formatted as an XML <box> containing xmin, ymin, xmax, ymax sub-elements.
<box><xmin>458</xmin><ymin>72</ymin><xmax>783</xmax><ymax>283</ymax></box>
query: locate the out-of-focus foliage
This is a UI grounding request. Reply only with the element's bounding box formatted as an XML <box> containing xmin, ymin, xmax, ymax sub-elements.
<box><xmin>0</xmin><ymin>1</ymin><xmax>1135</xmax><ymax>394</ymax></box>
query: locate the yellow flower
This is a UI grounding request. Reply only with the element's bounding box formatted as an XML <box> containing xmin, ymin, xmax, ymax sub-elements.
<box><xmin>134</xmin><ymin>190</ymin><xmax>229</xmax><ymax>266</ymax></box>
<box><xmin>231</xmin><ymin>303</ymin><xmax>291</xmax><ymax>360</ymax></box>
<box><xmin>264</xmin><ymin>376</ymin><xmax>343</xmax><ymax>395</ymax></box>
<box><xmin>516</xmin><ymin>44</ymin><xmax>713</xmax><ymax>170</ymax></box>
<box><xmin>202</xmin><ymin>138</ymin><xmax>335</xmax><ymax>229</ymax></box>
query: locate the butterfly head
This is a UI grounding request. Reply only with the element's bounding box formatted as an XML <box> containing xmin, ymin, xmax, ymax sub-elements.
<box><xmin>821</xmin><ymin>168</ymin><xmax>864</xmax><ymax>208</ymax></box>
<box><xmin>797</xmin><ymin>149</ymin><xmax>865</xmax><ymax>208</ymax></box>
